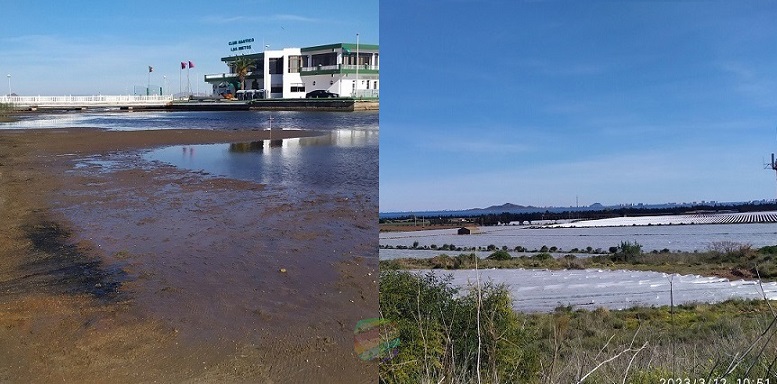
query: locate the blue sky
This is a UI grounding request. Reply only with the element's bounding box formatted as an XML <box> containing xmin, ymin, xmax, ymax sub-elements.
<box><xmin>379</xmin><ymin>1</ymin><xmax>777</xmax><ymax>212</ymax></box>
<box><xmin>0</xmin><ymin>0</ymin><xmax>377</xmax><ymax>95</ymax></box>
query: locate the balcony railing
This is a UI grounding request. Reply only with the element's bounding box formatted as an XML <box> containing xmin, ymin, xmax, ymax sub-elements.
<box><xmin>302</xmin><ymin>65</ymin><xmax>340</xmax><ymax>72</ymax></box>
<box><xmin>301</xmin><ymin>64</ymin><xmax>380</xmax><ymax>73</ymax></box>
<box><xmin>341</xmin><ymin>64</ymin><xmax>380</xmax><ymax>71</ymax></box>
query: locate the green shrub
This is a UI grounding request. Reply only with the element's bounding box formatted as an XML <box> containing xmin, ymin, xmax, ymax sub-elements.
<box><xmin>430</xmin><ymin>254</ymin><xmax>454</xmax><ymax>269</ymax></box>
<box><xmin>487</xmin><ymin>249</ymin><xmax>512</xmax><ymax>261</ymax></box>
<box><xmin>612</xmin><ymin>241</ymin><xmax>642</xmax><ymax>262</ymax></box>
<box><xmin>379</xmin><ymin>270</ymin><xmax>539</xmax><ymax>383</ymax></box>
<box><xmin>532</xmin><ymin>252</ymin><xmax>552</xmax><ymax>261</ymax></box>
<box><xmin>454</xmin><ymin>253</ymin><xmax>478</xmax><ymax>268</ymax></box>
<box><xmin>759</xmin><ymin>245</ymin><xmax>777</xmax><ymax>255</ymax></box>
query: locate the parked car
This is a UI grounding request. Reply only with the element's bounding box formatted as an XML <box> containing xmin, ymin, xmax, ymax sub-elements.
<box><xmin>305</xmin><ymin>90</ymin><xmax>339</xmax><ymax>98</ymax></box>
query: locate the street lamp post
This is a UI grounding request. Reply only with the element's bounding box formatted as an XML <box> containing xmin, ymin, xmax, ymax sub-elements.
<box><xmin>355</xmin><ymin>33</ymin><xmax>359</xmax><ymax>98</ymax></box>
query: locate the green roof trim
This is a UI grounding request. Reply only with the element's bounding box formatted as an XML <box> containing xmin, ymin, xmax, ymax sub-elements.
<box><xmin>220</xmin><ymin>53</ymin><xmax>264</xmax><ymax>62</ymax></box>
<box><xmin>219</xmin><ymin>42</ymin><xmax>379</xmax><ymax>62</ymax></box>
<box><xmin>301</xmin><ymin>43</ymin><xmax>379</xmax><ymax>53</ymax></box>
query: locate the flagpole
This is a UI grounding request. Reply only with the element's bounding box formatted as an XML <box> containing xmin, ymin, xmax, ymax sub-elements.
<box><xmin>187</xmin><ymin>63</ymin><xmax>191</xmax><ymax>96</ymax></box>
<box><xmin>147</xmin><ymin>66</ymin><xmax>151</xmax><ymax>96</ymax></box>
<box><xmin>179</xmin><ymin>64</ymin><xmax>182</xmax><ymax>97</ymax></box>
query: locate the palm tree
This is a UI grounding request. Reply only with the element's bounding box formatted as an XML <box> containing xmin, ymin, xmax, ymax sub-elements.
<box><xmin>231</xmin><ymin>57</ymin><xmax>255</xmax><ymax>91</ymax></box>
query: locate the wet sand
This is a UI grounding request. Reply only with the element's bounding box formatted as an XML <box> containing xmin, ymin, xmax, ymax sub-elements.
<box><xmin>0</xmin><ymin>128</ymin><xmax>378</xmax><ymax>383</ymax></box>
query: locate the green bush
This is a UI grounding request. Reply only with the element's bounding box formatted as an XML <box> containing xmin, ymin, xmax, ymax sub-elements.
<box><xmin>759</xmin><ymin>245</ymin><xmax>777</xmax><ymax>255</ymax></box>
<box><xmin>487</xmin><ymin>249</ymin><xmax>512</xmax><ymax>261</ymax></box>
<box><xmin>532</xmin><ymin>252</ymin><xmax>552</xmax><ymax>261</ymax></box>
<box><xmin>454</xmin><ymin>253</ymin><xmax>478</xmax><ymax>268</ymax></box>
<box><xmin>379</xmin><ymin>270</ymin><xmax>539</xmax><ymax>383</ymax></box>
<box><xmin>612</xmin><ymin>241</ymin><xmax>642</xmax><ymax>262</ymax></box>
<box><xmin>430</xmin><ymin>254</ymin><xmax>454</xmax><ymax>269</ymax></box>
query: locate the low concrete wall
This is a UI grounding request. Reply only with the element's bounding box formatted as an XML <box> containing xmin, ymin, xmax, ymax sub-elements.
<box><xmin>167</xmin><ymin>102</ymin><xmax>250</xmax><ymax>111</ymax></box>
<box><xmin>248</xmin><ymin>98</ymin><xmax>356</xmax><ymax>111</ymax></box>
<box><xmin>168</xmin><ymin>99</ymin><xmax>373</xmax><ymax>112</ymax></box>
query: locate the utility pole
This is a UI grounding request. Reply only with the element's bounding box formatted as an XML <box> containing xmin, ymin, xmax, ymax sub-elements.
<box><xmin>767</xmin><ymin>152</ymin><xmax>777</xmax><ymax>202</ymax></box>
<box><xmin>355</xmin><ymin>33</ymin><xmax>359</xmax><ymax>98</ymax></box>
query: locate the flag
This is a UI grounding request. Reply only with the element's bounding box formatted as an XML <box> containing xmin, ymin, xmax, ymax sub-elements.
<box><xmin>148</xmin><ymin>66</ymin><xmax>153</xmax><ymax>73</ymax></box>
<box><xmin>188</xmin><ymin>61</ymin><xmax>194</xmax><ymax>68</ymax></box>
<box><xmin>181</xmin><ymin>62</ymin><xmax>187</xmax><ymax>69</ymax></box>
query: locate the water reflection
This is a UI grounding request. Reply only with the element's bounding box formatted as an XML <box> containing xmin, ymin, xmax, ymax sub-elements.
<box><xmin>229</xmin><ymin>142</ymin><xmax>264</xmax><ymax>153</ymax></box>
<box><xmin>145</xmin><ymin>128</ymin><xmax>378</xmax><ymax>196</ymax></box>
<box><xmin>1</xmin><ymin>110</ymin><xmax>378</xmax><ymax>132</ymax></box>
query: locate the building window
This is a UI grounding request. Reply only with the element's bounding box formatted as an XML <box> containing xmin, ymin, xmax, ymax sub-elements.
<box><xmin>374</xmin><ymin>81</ymin><xmax>378</xmax><ymax>89</ymax></box>
<box><xmin>271</xmin><ymin>86</ymin><xmax>283</xmax><ymax>93</ymax></box>
<box><xmin>311</xmin><ymin>52</ymin><xmax>337</xmax><ymax>67</ymax></box>
<box><xmin>288</xmin><ymin>56</ymin><xmax>302</xmax><ymax>73</ymax></box>
<box><xmin>312</xmin><ymin>81</ymin><xmax>316</xmax><ymax>86</ymax></box>
<box><xmin>290</xmin><ymin>83</ymin><xmax>305</xmax><ymax>92</ymax></box>
<box><xmin>269</xmin><ymin>58</ymin><xmax>283</xmax><ymax>74</ymax></box>
<box><xmin>330</xmin><ymin>80</ymin><xmax>334</xmax><ymax>85</ymax></box>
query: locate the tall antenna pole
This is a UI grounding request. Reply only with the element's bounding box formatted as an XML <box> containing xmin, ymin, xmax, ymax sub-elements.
<box><xmin>768</xmin><ymin>152</ymin><xmax>777</xmax><ymax>202</ymax></box>
<box><xmin>355</xmin><ymin>33</ymin><xmax>359</xmax><ymax>98</ymax></box>
<box><xmin>767</xmin><ymin>128</ymin><xmax>777</xmax><ymax>202</ymax></box>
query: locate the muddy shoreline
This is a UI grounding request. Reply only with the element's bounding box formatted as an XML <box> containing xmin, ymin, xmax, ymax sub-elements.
<box><xmin>0</xmin><ymin>128</ymin><xmax>378</xmax><ymax>383</ymax></box>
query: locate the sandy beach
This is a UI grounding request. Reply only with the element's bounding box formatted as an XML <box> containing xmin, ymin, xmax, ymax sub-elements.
<box><xmin>0</xmin><ymin>128</ymin><xmax>378</xmax><ymax>383</ymax></box>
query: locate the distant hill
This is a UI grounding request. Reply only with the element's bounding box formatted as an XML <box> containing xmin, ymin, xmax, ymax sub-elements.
<box><xmin>379</xmin><ymin>199</ymin><xmax>777</xmax><ymax>219</ymax></box>
<box><xmin>465</xmin><ymin>203</ymin><xmax>533</xmax><ymax>212</ymax></box>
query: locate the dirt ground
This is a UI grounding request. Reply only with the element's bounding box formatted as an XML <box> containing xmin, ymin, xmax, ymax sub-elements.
<box><xmin>0</xmin><ymin>128</ymin><xmax>378</xmax><ymax>383</ymax></box>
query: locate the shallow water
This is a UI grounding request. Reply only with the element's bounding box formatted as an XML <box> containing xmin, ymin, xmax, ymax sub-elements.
<box><xmin>0</xmin><ymin>110</ymin><xmax>377</xmax><ymax>132</ymax></box>
<box><xmin>143</xmin><ymin>128</ymin><xmax>378</xmax><ymax>197</ymax></box>
<box><xmin>424</xmin><ymin>268</ymin><xmax>777</xmax><ymax>312</ymax></box>
<box><xmin>3</xmin><ymin>111</ymin><xmax>380</xmax><ymax>381</ymax></box>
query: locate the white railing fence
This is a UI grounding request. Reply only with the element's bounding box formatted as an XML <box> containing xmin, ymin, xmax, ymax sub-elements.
<box><xmin>353</xmin><ymin>89</ymin><xmax>379</xmax><ymax>99</ymax></box>
<box><xmin>0</xmin><ymin>95</ymin><xmax>174</xmax><ymax>107</ymax></box>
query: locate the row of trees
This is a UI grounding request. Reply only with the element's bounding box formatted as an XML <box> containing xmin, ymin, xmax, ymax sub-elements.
<box><xmin>382</xmin><ymin>201</ymin><xmax>777</xmax><ymax>227</ymax></box>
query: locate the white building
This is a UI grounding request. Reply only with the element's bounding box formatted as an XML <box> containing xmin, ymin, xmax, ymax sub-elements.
<box><xmin>204</xmin><ymin>42</ymin><xmax>379</xmax><ymax>99</ymax></box>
